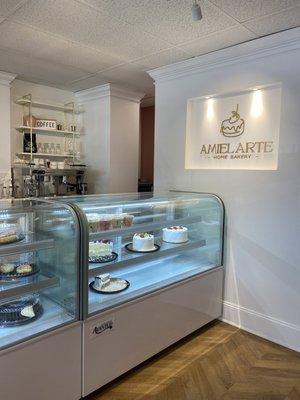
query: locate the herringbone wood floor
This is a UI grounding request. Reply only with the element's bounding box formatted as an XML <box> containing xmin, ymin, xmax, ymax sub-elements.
<box><xmin>87</xmin><ymin>322</ymin><xmax>300</xmax><ymax>400</ymax></box>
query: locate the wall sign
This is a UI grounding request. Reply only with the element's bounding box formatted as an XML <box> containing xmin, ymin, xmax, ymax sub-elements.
<box><xmin>185</xmin><ymin>84</ymin><xmax>281</xmax><ymax>170</ymax></box>
<box><xmin>35</xmin><ymin>119</ymin><xmax>57</xmax><ymax>130</ymax></box>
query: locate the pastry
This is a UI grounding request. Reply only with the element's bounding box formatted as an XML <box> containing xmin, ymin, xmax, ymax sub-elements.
<box><xmin>89</xmin><ymin>240</ymin><xmax>113</xmax><ymax>258</ymax></box>
<box><xmin>163</xmin><ymin>226</ymin><xmax>188</xmax><ymax>243</ymax></box>
<box><xmin>94</xmin><ymin>273</ymin><xmax>110</xmax><ymax>289</ymax></box>
<box><xmin>0</xmin><ymin>233</ymin><xmax>18</xmax><ymax>244</ymax></box>
<box><xmin>16</xmin><ymin>264</ymin><xmax>33</xmax><ymax>274</ymax></box>
<box><xmin>20</xmin><ymin>305</ymin><xmax>35</xmax><ymax>318</ymax></box>
<box><xmin>122</xmin><ymin>214</ymin><xmax>134</xmax><ymax>227</ymax></box>
<box><xmin>0</xmin><ymin>264</ymin><xmax>15</xmax><ymax>274</ymax></box>
<box><xmin>132</xmin><ymin>232</ymin><xmax>155</xmax><ymax>252</ymax></box>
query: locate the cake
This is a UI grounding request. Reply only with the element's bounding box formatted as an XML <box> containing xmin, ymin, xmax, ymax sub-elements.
<box><xmin>0</xmin><ymin>264</ymin><xmax>15</xmax><ymax>274</ymax></box>
<box><xmin>220</xmin><ymin>104</ymin><xmax>245</xmax><ymax>137</ymax></box>
<box><xmin>132</xmin><ymin>232</ymin><xmax>155</xmax><ymax>252</ymax></box>
<box><xmin>16</xmin><ymin>264</ymin><xmax>33</xmax><ymax>274</ymax></box>
<box><xmin>94</xmin><ymin>273</ymin><xmax>111</xmax><ymax>290</ymax></box>
<box><xmin>89</xmin><ymin>240</ymin><xmax>113</xmax><ymax>258</ymax></box>
<box><xmin>87</xmin><ymin>213</ymin><xmax>134</xmax><ymax>232</ymax></box>
<box><xmin>163</xmin><ymin>226</ymin><xmax>188</xmax><ymax>243</ymax></box>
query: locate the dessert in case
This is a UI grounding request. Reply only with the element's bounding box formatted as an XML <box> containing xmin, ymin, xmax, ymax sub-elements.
<box><xmin>94</xmin><ymin>273</ymin><xmax>111</xmax><ymax>290</ymax></box>
<box><xmin>163</xmin><ymin>226</ymin><xmax>188</xmax><ymax>244</ymax></box>
<box><xmin>87</xmin><ymin>213</ymin><xmax>134</xmax><ymax>232</ymax></box>
<box><xmin>16</xmin><ymin>264</ymin><xmax>33</xmax><ymax>274</ymax></box>
<box><xmin>132</xmin><ymin>232</ymin><xmax>155</xmax><ymax>252</ymax></box>
<box><xmin>89</xmin><ymin>240</ymin><xmax>113</xmax><ymax>258</ymax></box>
<box><xmin>0</xmin><ymin>224</ymin><xmax>21</xmax><ymax>245</ymax></box>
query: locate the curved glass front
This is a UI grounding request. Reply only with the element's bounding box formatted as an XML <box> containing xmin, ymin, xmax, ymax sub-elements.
<box><xmin>61</xmin><ymin>191</ymin><xmax>224</xmax><ymax>317</ymax></box>
<box><xmin>0</xmin><ymin>198</ymin><xmax>79</xmax><ymax>349</ymax></box>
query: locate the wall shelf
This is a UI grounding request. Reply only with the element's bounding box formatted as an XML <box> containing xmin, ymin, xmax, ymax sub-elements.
<box><xmin>15</xmin><ymin>97</ymin><xmax>81</xmax><ymax>113</ymax></box>
<box><xmin>16</xmin><ymin>126</ymin><xmax>80</xmax><ymax>136</ymax></box>
<box><xmin>16</xmin><ymin>152</ymin><xmax>79</xmax><ymax>159</ymax></box>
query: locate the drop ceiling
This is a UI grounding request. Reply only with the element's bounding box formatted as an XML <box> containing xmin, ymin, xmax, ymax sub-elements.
<box><xmin>0</xmin><ymin>0</ymin><xmax>299</xmax><ymax>101</ymax></box>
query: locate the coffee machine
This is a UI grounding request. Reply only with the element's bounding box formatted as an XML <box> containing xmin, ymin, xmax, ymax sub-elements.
<box><xmin>12</xmin><ymin>165</ymin><xmax>87</xmax><ymax>198</ymax></box>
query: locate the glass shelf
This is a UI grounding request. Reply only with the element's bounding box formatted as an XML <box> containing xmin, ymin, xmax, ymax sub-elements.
<box><xmin>89</xmin><ymin>246</ymin><xmax>220</xmax><ymax>314</ymax></box>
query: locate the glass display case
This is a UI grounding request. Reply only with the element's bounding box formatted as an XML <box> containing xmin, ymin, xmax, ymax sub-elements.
<box><xmin>61</xmin><ymin>191</ymin><xmax>224</xmax><ymax>318</ymax></box>
<box><xmin>0</xmin><ymin>198</ymin><xmax>80</xmax><ymax>350</ymax></box>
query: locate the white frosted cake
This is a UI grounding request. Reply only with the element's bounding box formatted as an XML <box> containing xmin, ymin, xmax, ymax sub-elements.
<box><xmin>89</xmin><ymin>240</ymin><xmax>113</xmax><ymax>258</ymax></box>
<box><xmin>132</xmin><ymin>233</ymin><xmax>155</xmax><ymax>252</ymax></box>
<box><xmin>162</xmin><ymin>226</ymin><xmax>188</xmax><ymax>243</ymax></box>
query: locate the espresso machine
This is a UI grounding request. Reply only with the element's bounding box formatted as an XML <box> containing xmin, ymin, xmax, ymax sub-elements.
<box><xmin>12</xmin><ymin>165</ymin><xmax>87</xmax><ymax>198</ymax></box>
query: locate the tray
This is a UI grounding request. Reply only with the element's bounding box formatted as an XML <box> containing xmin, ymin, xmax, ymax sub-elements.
<box><xmin>125</xmin><ymin>243</ymin><xmax>160</xmax><ymax>253</ymax></box>
<box><xmin>0</xmin><ymin>263</ymin><xmax>39</xmax><ymax>282</ymax></box>
<box><xmin>89</xmin><ymin>252</ymin><xmax>118</xmax><ymax>264</ymax></box>
<box><xmin>89</xmin><ymin>278</ymin><xmax>130</xmax><ymax>294</ymax></box>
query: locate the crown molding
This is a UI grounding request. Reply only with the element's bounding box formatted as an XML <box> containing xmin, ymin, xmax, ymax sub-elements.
<box><xmin>76</xmin><ymin>83</ymin><xmax>145</xmax><ymax>104</ymax></box>
<box><xmin>148</xmin><ymin>27</ymin><xmax>300</xmax><ymax>84</ymax></box>
<box><xmin>0</xmin><ymin>71</ymin><xmax>17</xmax><ymax>87</ymax></box>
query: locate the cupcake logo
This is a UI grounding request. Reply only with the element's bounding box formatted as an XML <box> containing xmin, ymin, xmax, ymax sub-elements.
<box><xmin>220</xmin><ymin>104</ymin><xmax>245</xmax><ymax>137</ymax></box>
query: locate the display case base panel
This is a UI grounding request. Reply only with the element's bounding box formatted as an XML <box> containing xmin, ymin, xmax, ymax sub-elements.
<box><xmin>0</xmin><ymin>322</ymin><xmax>81</xmax><ymax>400</ymax></box>
<box><xmin>0</xmin><ymin>297</ymin><xmax>74</xmax><ymax>349</ymax></box>
<box><xmin>83</xmin><ymin>267</ymin><xmax>223</xmax><ymax>396</ymax></box>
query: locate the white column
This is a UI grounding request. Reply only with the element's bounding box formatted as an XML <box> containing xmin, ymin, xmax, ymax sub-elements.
<box><xmin>76</xmin><ymin>84</ymin><xmax>144</xmax><ymax>194</ymax></box>
<box><xmin>0</xmin><ymin>71</ymin><xmax>16</xmax><ymax>180</ymax></box>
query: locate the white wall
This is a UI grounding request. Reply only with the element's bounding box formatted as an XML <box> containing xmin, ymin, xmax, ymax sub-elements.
<box><xmin>0</xmin><ymin>71</ymin><xmax>16</xmax><ymax>189</ymax></box>
<box><xmin>76</xmin><ymin>84</ymin><xmax>144</xmax><ymax>194</ymax></box>
<box><xmin>149</xmin><ymin>28</ymin><xmax>300</xmax><ymax>351</ymax></box>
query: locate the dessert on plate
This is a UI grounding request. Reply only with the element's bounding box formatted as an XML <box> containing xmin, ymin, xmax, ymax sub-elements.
<box><xmin>0</xmin><ymin>224</ymin><xmax>21</xmax><ymax>245</ymax></box>
<box><xmin>132</xmin><ymin>232</ymin><xmax>155</xmax><ymax>252</ymax></box>
<box><xmin>89</xmin><ymin>240</ymin><xmax>113</xmax><ymax>258</ymax></box>
<box><xmin>163</xmin><ymin>226</ymin><xmax>188</xmax><ymax>243</ymax></box>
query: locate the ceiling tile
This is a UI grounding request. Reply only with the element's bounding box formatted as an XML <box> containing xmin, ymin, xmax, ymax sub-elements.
<box><xmin>78</xmin><ymin>0</ymin><xmax>237</xmax><ymax>45</ymax></box>
<box><xmin>11</xmin><ymin>0</ymin><xmax>171</xmax><ymax>59</ymax></box>
<box><xmin>243</xmin><ymin>6</ymin><xmax>300</xmax><ymax>36</ymax></box>
<box><xmin>0</xmin><ymin>0</ymin><xmax>25</xmax><ymax>19</ymax></box>
<box><xmin>132</xmin><ymin>48</ymin><xmax>190</xmax><ymax>70</ymax></box>
<box><xmin>210</xmin><ymin>0</ymin><xmax>300</xmax><ymax>23</ymax></box>
<box><xmin>178</xmin><ymin>25</ymin><xmax>257</xmax><ymax>58</ymax></box>
<box><xmin>0</xmin><ymin>21</ymin><xmax>123</xmax><ymax>73</ymax></box>
<box><xmin>0</xmin><ymin>46</ymin><xmax>88</xmax><ymax>86</ymax></box>
<box><xmin>66</xmin><ymin>73</ymin><xmax>110</xmax><ymax>91</ymax></box>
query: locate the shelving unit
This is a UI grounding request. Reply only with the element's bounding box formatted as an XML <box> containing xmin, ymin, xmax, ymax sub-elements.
<box><xmin>14</xmin><ymin>94</ymin><xmax>82</xmax><ymax>165</ymax></box>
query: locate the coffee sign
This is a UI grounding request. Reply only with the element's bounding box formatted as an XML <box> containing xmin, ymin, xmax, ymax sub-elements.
<box><xmin>185</xmin><ymin>84</ymin><xmax>281</xmax><ymax>170</ymax></box>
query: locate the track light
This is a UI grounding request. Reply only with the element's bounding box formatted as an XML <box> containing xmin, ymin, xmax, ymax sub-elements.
<box><xmin>191</xmin><ymin>0</ymin><xmax>202</xmax><ymax>21</ymax></box>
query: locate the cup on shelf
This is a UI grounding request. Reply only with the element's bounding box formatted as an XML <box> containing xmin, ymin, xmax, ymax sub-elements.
<box><xmin>50</xmin><ymin>161</ymin><xmax>58</xmax><ymax>169</ymax></box>
<box><xmin>55</xmin><ymin>143</ymin><xmax>61</xmax><ymax>154</ymax></box>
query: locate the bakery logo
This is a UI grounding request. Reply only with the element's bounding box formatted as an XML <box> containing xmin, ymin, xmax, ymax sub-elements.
<box><xmin>90</xmin><ymin>318</ymin><xmax>114</xmax><ymax>338</ymax></box>
<box><xmin>220</xmin><ymin>104</ymin><xmax>245</xmax><ymax>137</ymax></box>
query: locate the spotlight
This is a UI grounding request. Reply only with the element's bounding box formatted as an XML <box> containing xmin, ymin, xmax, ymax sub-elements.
<box><xmin>191</xmin><ymin>0</ymin><xmax>202</xmax><ymax>21</ymax></box>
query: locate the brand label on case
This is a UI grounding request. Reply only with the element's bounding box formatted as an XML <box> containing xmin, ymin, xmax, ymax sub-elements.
<box><xmin>90</xmin><ymin>317</ymin><xmax>115</xmax><ymax>339</ymax></box>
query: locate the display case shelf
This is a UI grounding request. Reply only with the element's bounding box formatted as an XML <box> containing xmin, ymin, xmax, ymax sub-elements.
<box><xmin>89</xmin><ymin>237</ymin><xmax>206</xmax><ymax>277</ymax></box>
<box><xmin>16</xmin><ymin>126</ymin><xmax>80</xmax><ymax>136</ymax></box>
<box><xmin>0</xmin><ymin>236</ymin><xmax>54</xmax><ymax>257</ymax></box>
<box><xmin>89</xmin><ymin>246</ymin><xmax>220</xmax><ymax>314</ymax></box>
<box><xmin>0</xmin><ymin>296</ymin><xmax>74</xmax><ymax>350</ymax></box>
<box><xmin>0</xmin><ymin>274</ymin><xmax>60</xmax><ymax>301</ymax></box>
<box><xmin>89</xmin><ymin>215</ymin><xmax>203</xmax><ymax>241</ymax></box>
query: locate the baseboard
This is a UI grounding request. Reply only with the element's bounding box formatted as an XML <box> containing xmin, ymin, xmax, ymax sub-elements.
<box><xmin>221</xmin><ymin>300</ymin><xmax>300</xmax><ymax>352</ymax></box>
